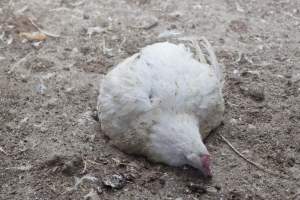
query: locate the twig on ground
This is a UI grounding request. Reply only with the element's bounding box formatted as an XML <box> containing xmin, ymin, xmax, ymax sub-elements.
<box><xmin>218</xmin><ymin>133</ymin><xmax>290</xmax><ymax>179</ymax></box>
<box><xmin>118</xmin><ymin>36</ymin><xmax>127</xmax><ymax>53</ymax></box>
<box><xmin>8</xmin><ymin>51</ymin><xmax>33</xmax><ymax>74</ymax></box>
<box><xmin>81</xmin><ymin>159</ymin><xmax>87</xmax><ymax>174</ymax></box>
<box><xmin>4</xmin><ymin>165</ymin><xmax>32</xmax><ymax>171</ymax></box>
<box><xmin>28</xmin><ymin>17</ymin><xmax>60</xmax><ymax>38</ymax></box>
<box><xmin>86</xmin><ymin>159</ymin><xmax>102</xmax><ymax>166</ymax></box>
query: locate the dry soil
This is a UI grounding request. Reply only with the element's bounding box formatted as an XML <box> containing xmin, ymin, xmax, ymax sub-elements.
<box><xmin>0</xmin><ymin>0</ymin><xmax>300</xmax><ymax>199</ymax></box>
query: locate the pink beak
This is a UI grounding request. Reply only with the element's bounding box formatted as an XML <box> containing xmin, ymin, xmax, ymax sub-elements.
<box><xmin>201</xmin><ymin>154</ymin><xmax>212</xmax><ymax>177</ymax></box>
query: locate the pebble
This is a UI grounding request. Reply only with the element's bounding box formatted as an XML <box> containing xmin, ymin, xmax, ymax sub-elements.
<box><xmin>247</xmin><ymin>124</ymin><xmax>257</xmax><ymax>134</ymax></box>
<box><xmin>168</xmin><ymin>11</ymin><xmax>183</xmax><ymax>20</ymax></box>
<box><xmin>229</xmin><ymin>118</ymin><xmax>238</xmax><ymax>125</ymax></box>
<box><xmin>103</xmin><ymin>174</ymin><xmax>126</xmax><ymax>189</ymax></box>
<box><xmin>46</xmin><ymin>98</ymin><xmax>58</xmax><ymax>109</ymax></box>
<box><xmin>240</xmin><ymin>85</ymin><xmax>265</xmax><ymax>101</ymax></box>
<box><xmin>206</xmin><ymin>186</ymin><xmax>218</xmax><ymax>194</ymax></box>
<box><xmin>65</xmin><ymin>87</ymin><xmax>74</xmax><ymax>93</ymax></box>
<box><xmin>20</xmin><ymin>74</ymin><xmax>28</xmax><ymax>82</ymax></box>
<box><xmin>187</xmin><ymin>183</ymin><xmax>207</xmax><ymax>194</ymax></box>
<box><xmin>214</xmin><ymin>184</ymin><xmax>221</xmax><ymax>191</ymax></box>
<box><xmin>241</xmin><ymin>70</ymin><xmax>260</xmax><ymax>77</ymax></box>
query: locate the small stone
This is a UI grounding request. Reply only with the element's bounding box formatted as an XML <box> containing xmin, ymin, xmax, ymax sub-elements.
<box><xmin>46</xmin><ymin>98</ymin><xmax>58</xmax><ymax>109</ymax></box>
<box><xmin>214</xmin><ymin>184</ymin><xmax>221</xmax><ymax>191</ymax></box>
<box><xmin>65</xmin><ymin>87</ymin><xmax>74</xmax><ymax>93</ymax></box>
<box><xmin>187</xmin><ymin>183</ymin><xmax>207</xmax><ymax>194</ymax></box>
<box><xmin>240</xmin><ymin>85</ymin><xmax>265</xmax><ymax>101</ymax></box>
<box><xmin>20</xmin><ymin>74</ymin><xmax>28</xmax><ymax>82</ymax></box>
<box><xmin>229</xmin><ymin>118</ymin><xmax>238</xmax><ymax>125</ymax></box>
<box><xmin>293</xmin><ymin>9</ymin><xmax>299</xmax><ymax>14</ymax></box>
<box><xmin>40</xmin><ymin>126</ymin><xmax>48</xmax><ymax>133</ymax></box>
<box><xmin>103</xmin><ymin>174</ymin><xmax>126</xmax><ymax>189</ymax></box>
<box><xmin>247</xmin><ymin>124</ymin><xmax>256</xmax><ymax>134</ymax></box>
<box><xmin>241</xmin><ymin>70</ymin><xmax>260</xmax><ymax>77</ymax></box>
<box><xmin>206</xmin><ymin>186</ymin><xmax>218</xmax><ymax>194</ymax></box>
<box><xmin>168</xmin><ymin>11</ymin><xmax>183</xmax><ymax>20</ymax></box>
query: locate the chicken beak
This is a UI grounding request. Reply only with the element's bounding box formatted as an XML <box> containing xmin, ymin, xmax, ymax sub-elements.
<box><xmin>201</xmin><ymin>154</ymin><xmax>212</xmax><ymax>178</ymax></box>
<box><xmin>186</xmin><ymin>153</ymin><xmax>213</xmax><ymax>178</ymax></box>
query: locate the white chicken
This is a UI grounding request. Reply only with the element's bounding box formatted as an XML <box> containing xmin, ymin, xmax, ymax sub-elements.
<box><xmin>97</xmin><ymin>38</ymin><xmax>224</xmax><ymax>177</ymax></box>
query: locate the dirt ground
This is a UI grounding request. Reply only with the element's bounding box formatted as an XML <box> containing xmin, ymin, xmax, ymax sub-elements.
<box><xmin>0</xmin><ymin>0</ymin><xmax>300</xmax><ymax>199</ymax></box>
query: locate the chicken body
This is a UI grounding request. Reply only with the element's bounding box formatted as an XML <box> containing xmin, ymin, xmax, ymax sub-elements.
<box><xmin>97</xmin><ymin>41</ymin><xmax>224</xmax><ymax>176</ymax></box>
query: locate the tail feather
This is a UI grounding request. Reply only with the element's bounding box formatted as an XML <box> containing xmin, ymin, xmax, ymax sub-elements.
<box><xmin>193</xmin><ymin>37</ymin><xmax>224</xmax><ymax>85</ymax></box>
<box><xmin>179</xmin><ymin>36</ymin><xmax>224</xmax><ymax>84</ymax></box>
<box><xmin>191</xmin><ymin>39</ymin><xmax>207</xmax><ymax>64</ymax></box>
